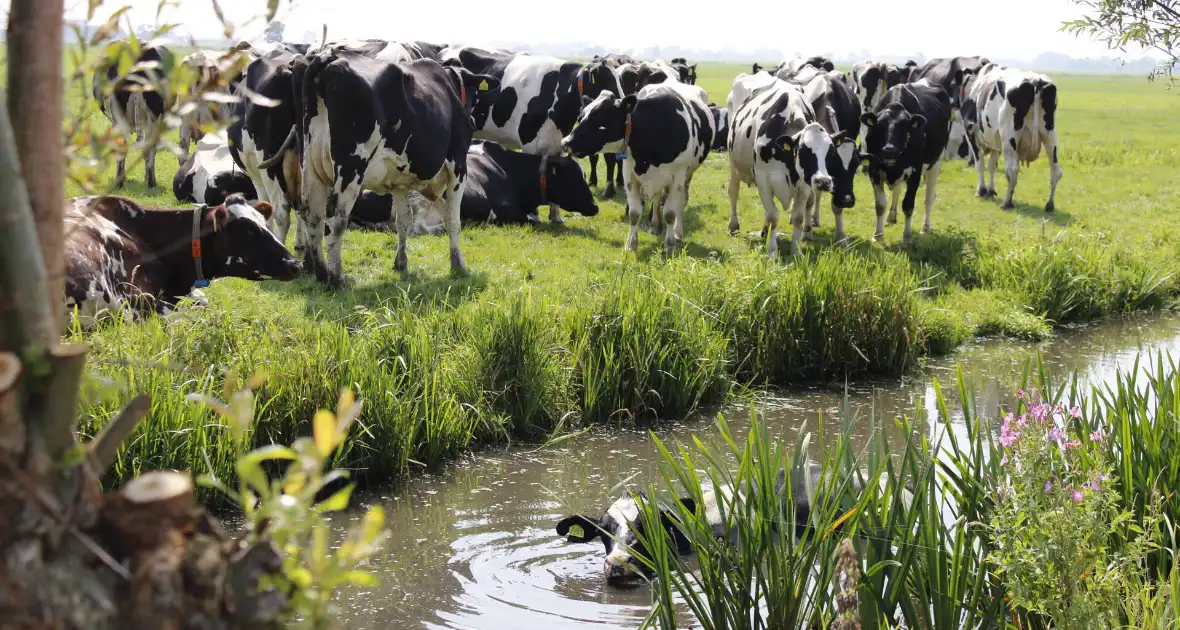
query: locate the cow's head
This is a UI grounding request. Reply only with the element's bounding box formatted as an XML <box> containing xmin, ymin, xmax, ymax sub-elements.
<box><xmin>203</xmin><ymin>194</ymin><xmax>301</xmax><ymax>281</ymax></box>
<box><xmin>827</xmin><ymin>132</ymin><xmax>861</xmax><ymax>209</ymax></box>
<box><xmin>576</xmin><ymin>59</ymin><xmax>622</xmax><ymax>102</ymax></box>
<box><xmin>543</xmin><ymin>155</ymin><xmax>599</xmax><ymax>217</ymax></box>
<box><xmin>860</xmin><ymin>103</ymin><xmax>926</xmax><ymax>168</ymax></box>
<box><xmin>556</xmin><ymin>491</ymin><xmax>696</xmax><ymax>584</ymax></box>
<box><xmin>761</xmin><ymin>121</ymin><xmax>837</xmax><ymax>192</ymax></box>
<box><xmin>444</xmin><ymin>66</ymin><xmax>501</xmax><ymax>129</ymax></box>
<box><xmin>670</xmin><ymin>59</ymin><xmax>697</xmax><ymax>85</ymax></box>
<box><xmin>806</xmin><ymin>56</ymin><xmax>835</xmax><ymax>72</ymax></box>
<box><xmin>560</xmin><ymin>91</ymin><xmax>632</xmax><ymax>158</ymax></box>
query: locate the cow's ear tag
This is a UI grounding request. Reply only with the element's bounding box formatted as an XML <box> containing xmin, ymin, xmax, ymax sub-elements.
<box><xmin>568</xmin><ymin>524</ymin><xmax>585</xmax><ymax>539</ymax></box>
<box><xmin>590</xmin><ymin>75</ymin><xmax>595</xmax><ymax>84</ymax></box>
<box><xmin>861</xmin><ymin>158</ymin><xmax>871</xmax><ymax>168</ymax></box>
<box><xmin>478</xmin><ymin>79</ymin><xmax>489</xmax><ymax>91</ymax></box>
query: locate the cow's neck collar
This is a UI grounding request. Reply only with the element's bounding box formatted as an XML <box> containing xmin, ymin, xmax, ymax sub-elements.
<box><xmin>191</xmin><ymin>205</ymin><xmax>210</xmax><ymax>289</ymax></box>
<box><xmin>617</xmin><ymin>112</ymin><xmax>633</xmax><ymax>159</ymax></box>
<box><xmin>538</xmin><ymin>155</ymin><xmax>549</xmax><ymax>206</ymax></box>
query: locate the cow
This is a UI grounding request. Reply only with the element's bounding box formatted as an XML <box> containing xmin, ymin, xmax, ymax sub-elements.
<box><xmin>319</xmin><ymin>38</ymin><xmax>445</xmax><ymax>62</ymax></box>
<box><xmin>859</xmin><ymin>80</ymin><xmax>954</xmax><ymax>243</ymax></box>
<box><xmin>710</xmin><ymin>103</ymin><xmax>730</xmax><ymax>152</ymax></box>
<box><xmin>960</xmin><ymin>64</ymin><xmax>1062</xmax><ymax>212</ymax></box>
<box><xmin>908</xmin><ymin>56</ymin><xmax>989</xmax><ymax>167</ymax></box>
<box><xmin>177</xmin><ymin>49</ymin><xmax>242</xmax><ymax>164</ymax></box>
<box><xmin>755</xmin><ymin>56</ymin><xmax>836</xmax><ymax>79</ymax></box>
<box><xmin>227</xmin><ymin>46</ymin><xmax>307</xmax><ymax>246</ymax></box>
<box><xmin>668</xmin><ymin>57</ymin><xmax>698</xmax><ymax>84</ymax></box>
<box><xmin>296</xmin><ymin>50</ymin><xmax>500</xmax><ymax>285</ymax></box>
<box><xmin>92</xmin><ymin>39</ymin><xmax>176</xmax><ymax>189</ymax></box>
<box><xmin>849</xmin><ymin>61</ymin><xmax>916</xmax><ymax>118</ymax></box>
<box><xmin>556</xmin><ymin>465</ymin><xmax>906</xmax><ymax>583</ymax></box>
<box><xmin>346</xmin><ymin>141</ymin><xmax>599</xmax><ymax>226</ymax></box>
<box><xmin>348</xmin><ymin>191</ymin><xmax>444</xmax><ymax>233</ymax></box>
<box><xmin>64</xmin><ymin>193</ymin><xmax>300</xmax><ymax>327</ymax></box>
<box><xmin>442</xmin><ymin>47</ymin><xmax>623</xmax><ymax>223</ymax></box>
<box><xmin>586</xmin><ymin>54</ymin><xmax>640</xmax><ymax>198</ymax></box>
<box><xmin>174</xmin><ymin>131</ymin><xmax>258</xmax><ymax>205</ymax></box>
<box><xmin>724</xmin><ymin>73</ymin><xmax>839</xmax><ymax>258</ymax></box>
<box><xmin>560</xmin><ymin>81</ymin><xmax>714</xmax><ymax>255</ymax></box>
<box><xmin>787</xmin><ymin>71</ymin><xmax>863</xmax><ymax>242</ymax></box>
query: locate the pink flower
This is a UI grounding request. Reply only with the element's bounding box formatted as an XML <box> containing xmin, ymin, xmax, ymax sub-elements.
<box><xmin>1090</xmin><ymin>429</ymin><xmax>1104</xmax><ymax>442</ymax></box>
<box><xmin>1048</xmin><ymin>427</ymin><xmax>1064</xmax><ymax>443</ymax></box>
<box><xmin>1071</xmin><ymin>490</ymin><xmax>1084</xmax><ymax>503</ymax></box>
<box><xmin>1017</xmin><ymin>389</ymin><xmax>1026</xmax><ymax>400</ymax></box>
<box><xmin>1070</xmin><ymin>406</ymin><xmax>1083</xmax><ymax>419</ymax></box>
<box><xmin>1063</xmin><ymin>441</ymin><xmax>1081</xmax><ymax>449</ymax></box>
<box><xmin>1044</xmin><ymin>479</ymin><xmax>1053</xmax><ymax>493</ymax></box>
<box><xmin>1000</xmin><ymin>455</ymin><xmax>1008</xmax><ymax>466</ymax></box>
<box><xmin>1085</xmin><ymin>477</ymin><xmax>1101</xmax><ymax>492</ymax></box>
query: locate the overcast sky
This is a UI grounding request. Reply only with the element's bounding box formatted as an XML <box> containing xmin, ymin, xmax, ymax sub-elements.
<box><xmin>64</xmin><ymin>0</ymin><xmax>1146</xmax><ymax>61</ymax></box>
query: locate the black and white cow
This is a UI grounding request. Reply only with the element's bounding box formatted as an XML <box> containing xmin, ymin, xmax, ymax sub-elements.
<box><xmin>849</xmin><ymin>61</ymin><xmax>916</xmax><ymax>118</ymax></box>
<box><xmin>668</xmin><ymin>57</ymin><xmax>698</xmax><ymax>84</ymax></box>
<box><xmin>297</xmin><ymin>50</ymin><xmax>500</xmax><ymax>285</ymax></box>
<box><xmin>909</xmin><ymin>57</ymin><xmax>990</xmax><ymax>167</ymax></box>
<box><xmin>586</xmin><ymin>53</ymin><xmax>640</xmax><ymax>198</ymax></box>
<box><xmin>443</xmin><ymin>47</ymin><xmax>622</xmax><ymax>222</ymax></box>
<box><xmin>725</xmin><ymin>73</ymin><xmax>838</xmax><ymax>258</ymax></box>
<box><xmin>178</xmin><ymin>49</ymin><xmax>242</xmax><ymax>164</ymax></box>
<box><xmin>755</xmin><ymin>56</ymin><xmax>836</xmax><ymax>80</ymax></box>
<box><xmin>319</xmin><ymin>38</ymin><xmax>445</xmax><ymax>63</ymax></box>
<box><xmin>174</xmin><ymin>131</ymin><xmax>257</xmax><ymax>205</ymax></box>
<box><xmin>561</xmin><ymin>81</ymin><xmax>714</xmax><ymax>255</ymax></box>
<box><xmin>347</xmin><ymin>140</ymin><xmax>599</xmax><ymax>226</ymax></box>
<box><xmin>92</xmin><ymin>39</ymin><xmax>175</xmax><ymax>189</ymax></box>
<box><xmin>227</xmin><ymin>46</ymin><xmax>307</xmax><ymax>245</ymax></box>
<box><xmin>859</xmin><ymin>81</ymin><xmax>954</xmax><ymax>242</ymax></box>
<box><xmin>788</xmin><ymin>72</ymin><xmax>863</xmax><ymax>241</ymax></box>
<box><xmin>64</xmin><ymin>193</ymin><xmax>300</xmax><ymax>326</ymax></box>
<box><xmin>960</xmin><ymin>64</ymin><xmax>1062</xmax><ymax>211</ymax></box>
<box><xmin>556</xmin><ymin>464</ymin><xmax>896</xmax><ymax>583</ymax></box>
<box><xmin>709</xmin><ymin>103</ymin><xmax>730</xmax><ymax>152</ymax></box>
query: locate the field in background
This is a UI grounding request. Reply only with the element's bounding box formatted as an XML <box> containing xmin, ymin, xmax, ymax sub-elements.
<box><xmin>62</xmin><ymin>62</ymin><xmax>1180</xmax><ymax>502</ymax></box>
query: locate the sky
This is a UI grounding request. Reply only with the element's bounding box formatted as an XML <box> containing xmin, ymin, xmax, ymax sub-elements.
<box><xmin>62</xmin><ymin>0</ymin><xmax>1151</xmax><ymax>62</ymax></box>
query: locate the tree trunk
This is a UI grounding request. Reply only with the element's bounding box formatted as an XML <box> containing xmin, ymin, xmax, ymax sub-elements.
<box><xmin>0</xmin><ymin>3</ymin><xmax>289</xmax><ymax>628</ymax></box>
<box><xmin>6</xmin><ymin>0</ymin><xmax>66</xmax><ymax>338</ymax></box>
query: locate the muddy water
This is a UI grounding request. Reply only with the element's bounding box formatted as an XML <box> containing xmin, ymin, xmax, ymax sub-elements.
<box><xmin>317</xmin><ymin>313</ymin><xmax>1180</xmax><ymax>629</ymax></box>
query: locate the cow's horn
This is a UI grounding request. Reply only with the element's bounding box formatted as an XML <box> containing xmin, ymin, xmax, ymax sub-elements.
<box><xmin>258</xmin><ymin>127</ymin><xmax>297</xmax><ymax>170</ymax></box>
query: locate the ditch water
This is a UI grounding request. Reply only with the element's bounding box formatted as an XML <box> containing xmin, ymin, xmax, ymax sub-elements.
<box><xmin>315</xmin><ymin>312</ymin><xmax>1180</xmax><ymax>629</ymax></box>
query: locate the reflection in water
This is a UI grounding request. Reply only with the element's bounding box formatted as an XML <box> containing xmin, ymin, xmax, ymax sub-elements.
<box><xmin>296</xmin><ymin>314</ymin><xmax>1180</xmax><ymax>629</ymax></box>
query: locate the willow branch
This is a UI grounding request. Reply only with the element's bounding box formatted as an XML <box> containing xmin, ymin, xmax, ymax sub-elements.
<box><xmin>41</xmin><ymin>343</ymin><xmax>89</xmax><ymax>460</ymax></box>
<box><xmin>87</xmin><ymin>394</ymin><xmax>152</xmax><ymax>475</ymax></box>
<box><xmin>0</xmin><ymin>352</ymin><xmax>24</xmax><ymax>455</ymax></box>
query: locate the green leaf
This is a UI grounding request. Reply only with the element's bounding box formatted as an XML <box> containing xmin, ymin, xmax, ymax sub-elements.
<box><xmin>287</xmin><ymin>567</ymin><xmax>313</xmax><ymax>589</ymax></box>
<box><xmin>239</xmin><ymin>444</ymin><xmax>297</xmax><ymax>466</ymax></box>
<box><xmin>315</xmin><ymin>484</ymin><xmax>355</xmax><ymax>513</ymax></box>
<box><xmin>335</xmin><ymin>570</ymin><xmax>379</xmax><ymax>587</ymax></box>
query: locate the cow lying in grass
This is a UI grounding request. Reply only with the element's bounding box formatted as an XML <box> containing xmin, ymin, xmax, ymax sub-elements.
<box><xmin>65</xmin><ymin>193</ymin><xmax>300</xmax><ymax>327</ymax></box>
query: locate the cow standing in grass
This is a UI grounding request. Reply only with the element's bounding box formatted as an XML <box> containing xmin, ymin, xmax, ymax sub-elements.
<box><xmin>725</xmin><ymin>73</ymin><xmax>840</xmax><ymax>258</ymax></box>
<box><xmin>859</xmin><ymin>81</ymin><xmax>953</xmax><ymax>242</ymax></box>
<box><xmin>960</xmin><ymin>63</ymin><xmax>1062</xmax><ymax>212</ymax></box>
<box><xmin>561</xmin><ymin>81</ymin><xmax>714</xmax><ymax>255</ymax></box>
<box><xmin>92</xmin><ymin>40</ymin><xmax>176</xmax><ymax>189</ymax></box>
<box><xmin>586</xmin><ymin>53</ymin><xmax>639</xmax><ymax>198</ymax></box>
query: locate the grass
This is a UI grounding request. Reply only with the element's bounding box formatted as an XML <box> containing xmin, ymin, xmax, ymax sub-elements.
<box><xmin>59</xmin><ymin>61</ymin><xmax>1180</xmax><ymax>501</ymax></box>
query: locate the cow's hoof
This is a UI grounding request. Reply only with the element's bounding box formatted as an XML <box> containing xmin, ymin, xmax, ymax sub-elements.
<box><xmin>802</xmin><ymin>229</ymin><xmax>814</xmax><ymax>241</ymax></box>
<box><xmin>747</xmin><ymin>230</ymin><xmax>763</xmax><ymax>240</ymax></box>
<box><xmin>886</xmin><ymin>214</ymin><xmax>897</xmax><ymax>225</ymax></box>
<box><xmin>921</xmin><ymin>225</ymin><xmax>931</xmax><ymax>234</ymax></box>
<box><xmin>603</xmin><ymin>185</ymin><xmax>616</xmax><ymax>198</ymax></box>
<box><xmin>834</xmin><ymin>231</ymin><xmax>847</xmax><ymax>243</ymax></box>
<box><xmin>873</xmin><ymin>233</ymin><xmax>885</xmax><ymax>244</ymax></box>
<box><xmin>976</xmin><ymin>187</ymin><xmax>990</xmax><ymax>198</ymax></box>
<box><xmin>1001</xmin><ymin>200</ymin><xmax>1015</xmax><ymax>210</ymax></box>
<box><xmin>810</xmin><ymin>218</ymin><xmax>820</xmax><ymax>228</ymax></box>
<box><xmin>1044</xmin><ymin>201</ymin><xmax>1055</xmax><ymax>213</ymax></box>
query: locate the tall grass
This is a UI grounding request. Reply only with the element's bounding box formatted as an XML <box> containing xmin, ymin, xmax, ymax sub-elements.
<box><xmin>634</xmin><ymin>353</ymin><xmax>1180</xmax><ymax>629</ymax></box>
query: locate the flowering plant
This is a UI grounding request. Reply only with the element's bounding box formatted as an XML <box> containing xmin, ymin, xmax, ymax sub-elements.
<box><xmin>988</xmin><ymin>389</ymin><xmax>1161</xmax><ymax>629</ymax></box>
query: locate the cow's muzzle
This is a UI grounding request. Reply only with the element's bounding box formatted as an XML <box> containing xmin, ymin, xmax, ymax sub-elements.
<box><xmin>812</xmin><ymin>174</ymin><xmax>833</xmax><ymax>192</ymax></box>
<box><xmin>273</xmin><ymin>257</ymin><xmax>302</xmax><ymax>281</ymax></box>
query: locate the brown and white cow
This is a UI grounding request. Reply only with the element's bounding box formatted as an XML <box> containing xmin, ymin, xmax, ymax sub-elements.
<box><xmin>65</xmin><ymin>193</ymin><xmax>300</xmax><ymax>326</ymax></box>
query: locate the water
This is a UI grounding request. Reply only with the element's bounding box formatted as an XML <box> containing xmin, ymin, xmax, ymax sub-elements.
<box><xmin>314</xmin><ymin>313</ymin><xmax>1180</xmax><ymax>629</ymax></box>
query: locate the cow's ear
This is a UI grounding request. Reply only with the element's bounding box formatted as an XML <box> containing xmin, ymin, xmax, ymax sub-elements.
<box><xmin>556</xmin><ymin>515</ymin><xmax>600</xmax><ymax>543</ymax></box>
<box><xmin>206</xmin><ymin>204</ymin><xmax>229</xmax><ymax>232</ymax></box>
<box><xmin>910</xmin><ymin>114</ymin><xmax>927</xmax><ymax>130</ymax></box>
<box><xmin>621</xmin><ymin>94</ymin><xmax>638</xmax><ymax>112</ymax></box>
<box><xmin>776</xmin><ymin>134</ymin><xmax>797</xmax><ymax>153</ymax></box>
<box><xmin>582</xmin><ymin>94</ymin><xmax>593</xmax><ymax>107</ymax></box>
<box><xmin>860</xmin><ymin>112</ymin><xmax>877</xmax><ymax>128</ymax></box>
<box><xmin>252</xmin><ymin>200</ymin><xmax>274</xmax><ymax>220</ymax></box>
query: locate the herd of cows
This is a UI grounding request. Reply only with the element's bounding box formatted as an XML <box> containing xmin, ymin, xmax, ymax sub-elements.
<box><xmin>66</xmin><ymin>37</ymin><xmax>1062</xmax><ymax>325</ymax></box>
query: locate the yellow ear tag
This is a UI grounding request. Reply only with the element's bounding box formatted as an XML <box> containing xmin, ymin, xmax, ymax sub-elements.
<box><xmin>478</xmin><ymin>79</ymin><xmax>489</xmax><ymax>91</ymax></box>
<box><xmin>590</xmin><ymin>75</ymin><xmax>595</xmax><ymax>84</ymax></box>
<box><xmin>568</xmin><ymin>524</ymin><xmax>585</xmax><ymax>538</ymax></box>
<box><xmin>861</xmin><ymin>158</ymin><xmax>871</xmax><ymax>168</ymax></box>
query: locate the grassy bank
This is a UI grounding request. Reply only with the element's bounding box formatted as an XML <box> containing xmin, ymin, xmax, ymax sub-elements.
<box><xmin>68</xmin><ymin>65</ymin><xmax>1180</xmax><ymax>500</ymax></box>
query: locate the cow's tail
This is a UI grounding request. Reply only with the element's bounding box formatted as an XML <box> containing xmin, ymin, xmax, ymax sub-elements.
<box><xmin>296</xmin><ymin>53</ymin><xmax>331</xmax><ymax>212</ymax></box>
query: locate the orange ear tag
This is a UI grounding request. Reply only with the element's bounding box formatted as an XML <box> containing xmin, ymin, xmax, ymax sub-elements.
<box><xmin>191</xmin><ymin>240</ymin><xmax>202</xmax><ymax>258</ymax></box>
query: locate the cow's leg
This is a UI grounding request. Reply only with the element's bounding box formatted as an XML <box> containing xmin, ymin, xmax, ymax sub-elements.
<box><xmin>975</xmin><ymin>148</ymin><xmax>990</xmax><ymax>197</ymax></box>
<box><xmin>663</xmin><ymin>178</ymin><xmax>689</xmax><ymax>256</ymax></box>
<box><xmin>922</xmin><ymin>161</ymin><xmax>942</xmax><ymax>234</ymax></box>
<box><xmin>324</xmin><ymin>191</ymin><xmax>360</xmax><ymax>288</ymax></box>
<box><xmin>811</xmin><ymin>189</ymin><xmax>821</xmax><ymax>228</ymax></box>
<box><xmin>391</xmin><ymin>189</ymin><xmax>413</xmax><ymax>272</ymax></box>
<box><xmin>757</xmin><ymin>184</ymin><xmax>780</xmax><ymax>260</ymax></box>
<box><xmin>831</xmin><ymin>197</ymin><xmax>846</xmax><ymax>243</ymax></box>
<box><xmin>179</xmin><ymin>121</ymin><xmax>192</xmax><ymax>165</ymax></box>
<box><xmin>727</xmin><ymin>167</ymin><xmax>742</xmax><ymax>235</ymax></box>
<box><xmin>115</xmin><ymin>156</ymin><xmax>127</xmax><ymax>188</ymax></box>
<box><xmin>301</xmin><ymin>180</ymin><xmax>332</xmax><ymax>283</ymax></box>
<box><xmin>900</xmin><ymin>169</ymin><xmax>923</xmax><ymax>242</ymax></box>
<box><xmin>1000</xmin><ymin>133</ymin><xmax>1020</xmax><ymax>210</ymax></box>
<box><xmin>802</xmin><ymin>190</ymin><xmax>818</xmax><ymax>241</ymax></box>
<box><xmin>986</xmin><ymin>151</ymin><xmax>1000</xmax><ymax>196</ymax></box>
<box><xmin>786</xmin><ymin>185</ymin><xmax>811</xmax><ymax>256</ymax></box>
<box><xmin>872</xmin><ymin>177</ymin><xmax>887</xmax><ymax>243</ymax></box>
<box><xmin>603</xmin><ymin>153</ymin><xmax>618</xmax><ymax>198</ymax></box>
<box><xmin>1042</xmin><ymin>128</ymin><xmax>1062</xmax><ymax>213</ymax></box>
<box><xmin>624</xmin><ymin>174</ymin><xmax>645</xmax><ymax>253</ymax></box>
<box><xmin>886</xmin><ymin>179</ymin><xmax>903</xmax><ymax>224</ymax></box>
<box><xmin>443</xmin><ymin>181</ymin><xmax>468</xmax><ymax>274</ymax></box>
<box><xmin>649</xmin><ymin>190</ymin><xmax>667</xmax><ymax>235</ymax></box>
<box><xmin>587</xmin><ymin>154</ymin><xmax>599</xmax><ymax>188</ymax></box>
